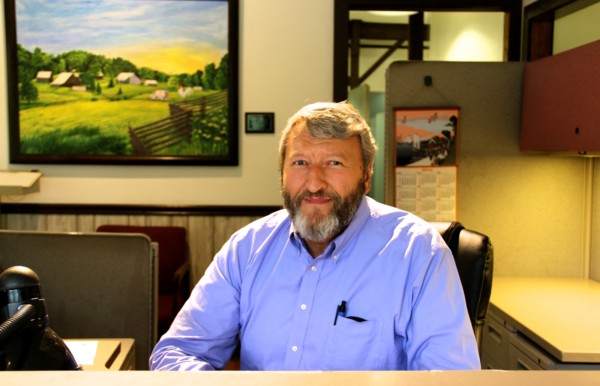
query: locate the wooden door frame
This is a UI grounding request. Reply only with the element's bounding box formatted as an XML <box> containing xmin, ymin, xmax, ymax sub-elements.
<box><xmin>333</xmin><ymin>0</ymin><xmax>522</xmax><ymax>101</ymax></box>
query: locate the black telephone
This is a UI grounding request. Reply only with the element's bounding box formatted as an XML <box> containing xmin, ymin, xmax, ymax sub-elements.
<box><xmin>0</xmin><ymin>266</ymin><xmax>80</xmax><ymax>370</ymax></box>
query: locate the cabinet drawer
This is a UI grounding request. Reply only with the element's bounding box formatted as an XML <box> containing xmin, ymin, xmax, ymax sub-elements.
<box><xmin>481</xmin><ymin>352</ymin><xmax>502</xmax><ymax>370</ymax></box>
<box><xmin>508</xmin><ymin>333</ymin><xmax>557</xmax><ymax>370</ymax></box>
<box><xmin>481</xmin><ymin>312</ymin><xmax>511</xmax><ymax>369</ymax></box>
<box><xmin>508</xmin><ymin>344</ymin><xmax>544</xmax><ymax>370</ymax></box>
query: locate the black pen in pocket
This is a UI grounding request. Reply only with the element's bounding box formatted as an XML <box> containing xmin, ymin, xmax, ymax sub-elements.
<box><xmin>333</xmin><ymin>300</ymin><xmax>346</xmax><ymax>326</ymax></box>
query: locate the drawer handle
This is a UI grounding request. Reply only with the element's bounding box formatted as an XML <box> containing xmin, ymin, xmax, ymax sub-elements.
<box><xmin>487</xmin><ymin>324</ymin><xmax>503</xmax><ymax>344</ymax></box>
<box><xmin>516</xmin><ymin>359</ymin><xmax>533</xmax><ymax>370</ymax></box>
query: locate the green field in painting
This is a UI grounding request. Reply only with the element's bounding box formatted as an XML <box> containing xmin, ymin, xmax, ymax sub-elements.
<box><xmin>20</xmin><ymin>99</ymin><xmax>170</xmax><ymax>138</ymax></box>
<box><xmin>18</xmin><ymin>82</ymin><xmax>228</xmax><ymax>156</ymax></box>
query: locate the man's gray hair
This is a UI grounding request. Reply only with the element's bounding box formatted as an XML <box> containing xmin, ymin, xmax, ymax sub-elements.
<box><xmin>278</xmin><ymin>101</ymin><xmax>378</xmax><ymax>175</ymax></box>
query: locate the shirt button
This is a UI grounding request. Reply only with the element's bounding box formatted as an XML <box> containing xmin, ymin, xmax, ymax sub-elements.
<box><xmin>291</xmin><ymin>346</ymin><xmax>298</xmax><ymax>352</ymax></box>
<box><xmin>333</xmin><ymin>255</ymin><xmax>339</xmax><ymax>261</ymax></box>
<box><xmin>300</xmin><ymin>304</ymin><xmax>307</xmax><ymax>311</ymax></box>
<box><xmin>311</xmin><ymin>266</ymin><xmax>317</xmax><ymax>272</ymax></box>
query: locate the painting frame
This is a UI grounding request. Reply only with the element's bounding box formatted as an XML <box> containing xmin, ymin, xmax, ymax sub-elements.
<box><xmin>245</xmin><ymin>112</ymin><xmax>275</xmax><ymax>134</ymax></box>
<box><xmin>4</xmin><ymin>0</ymin><xmax>239</xmax><ymax>166</ymax></box>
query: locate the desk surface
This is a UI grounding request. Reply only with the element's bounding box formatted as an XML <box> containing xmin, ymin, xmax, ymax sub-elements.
<box><xmin>2</xmin><ymin>370</ymin><xmax>600</xmax><ymax>386</ymax></box>
<box><xmin>65</xmin><ymin>338</ymin><xmax>135</xmax><ymax>370</ymax></box>
<box><xmin>490</xmin><ymin>277</ymin><xmax>600</xmax><ymax>363</ymax></box>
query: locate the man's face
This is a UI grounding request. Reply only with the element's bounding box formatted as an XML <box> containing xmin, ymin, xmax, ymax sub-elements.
<box><xmin>281</xmin><ymin>124</ymin><xmax>371</xmax><ymax>242</ymax></box>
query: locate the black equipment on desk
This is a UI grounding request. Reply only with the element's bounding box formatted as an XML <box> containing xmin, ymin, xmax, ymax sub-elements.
<box><xmin>0</xmin><ymin>266</ymin><xmax>79</xmax><ymax>370</ymax></box>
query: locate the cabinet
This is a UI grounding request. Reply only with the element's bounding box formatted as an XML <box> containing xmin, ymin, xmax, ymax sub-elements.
<box><xmin>481</xmin><ymin>309</ymin><xmax>513</xmax><ymax>369</ymax></box>
<box><xmin>520</xmin><ymin>40</ymin><xmax>600</xmax><ymax>154</ymax></box>
<box><xmin>481</xmin><ymin>278</ymin><xmax>600</xmax><ymax>371</ymax></box>
<box><xmin>482</xmin><ymin>308</ymin><xmax>600</xmax><ymax>370</ymax></box>
<box><xmin>482</xmin><ymin>308</ymin><xmax>557</xmax><ymax>370</ymax></box>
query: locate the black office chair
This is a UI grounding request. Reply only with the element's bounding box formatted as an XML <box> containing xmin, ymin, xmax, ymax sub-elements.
<box><xmin>431</xmin><ymin>221</ymin><xmax>493</xmax><ymax>350</ymax></box>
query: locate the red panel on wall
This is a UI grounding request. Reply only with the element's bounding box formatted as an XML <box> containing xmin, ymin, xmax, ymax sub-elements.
<box><xmin>520</xmin><ymin>39</ymin><xmax>600</xmax><ymax>154</ymax></box>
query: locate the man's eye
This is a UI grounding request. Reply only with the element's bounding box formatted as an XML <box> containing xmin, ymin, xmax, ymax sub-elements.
<box><xmin>328</xmin><ymin>161</ymin><xmax>343</xmax><ymax>166</ymax></box>
<box><xmin>292</xmin><ymin>160</ymin><xmax>307</xmax><ymax>166</ymax></box>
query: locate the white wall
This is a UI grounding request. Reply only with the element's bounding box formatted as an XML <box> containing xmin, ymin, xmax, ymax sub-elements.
<box><xmin>428</xmin><ymin>12</ymin><xmax>504</xmax><ymax>62</ymax></box>
<box><xmin>553</xmin><ymin>1</ymin><xmax>600</xmax><ymax>53</ymax></box>
<box><xmin>0</xmin><ymin>0</ymin><xmax>334</xmax><ymax>206</ymax></box>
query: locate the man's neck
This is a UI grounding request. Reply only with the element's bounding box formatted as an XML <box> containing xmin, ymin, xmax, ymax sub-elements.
<box><xmin>304</xmin><ymin>238</ymin><xmax>330</xmax><ymax>258</ymax></box>
<box><xmin>301</xmin><ymin>222</ymin><xmax>354</xmax><ymax>258</ymax></box>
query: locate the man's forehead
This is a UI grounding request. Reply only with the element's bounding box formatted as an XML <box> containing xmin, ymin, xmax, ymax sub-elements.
<box><xmin>290</xmin><ymin>129</ymin><xmax>344</xmax><ymax>146</ymax></box>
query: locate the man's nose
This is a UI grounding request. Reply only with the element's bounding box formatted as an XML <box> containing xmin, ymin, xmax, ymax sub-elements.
<box><xmin>306</xmin><ymin>165</ymin><xmax>327</xmax><ymax>193</ymax></box>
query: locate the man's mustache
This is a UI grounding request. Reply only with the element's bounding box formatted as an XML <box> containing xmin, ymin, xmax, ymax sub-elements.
<box><xmin>297</xmin><ymin>190</ymin><xmax>337</xmax><ymax>200</ymax></box>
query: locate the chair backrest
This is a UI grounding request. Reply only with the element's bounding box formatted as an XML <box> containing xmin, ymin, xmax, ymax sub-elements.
<box><xmin>0</xmin><ymin>229</ymin><xmax>158</xmax><ymax>370</ymax></box>
<box><xmin>431</xmin><ymin>222</ymin><xmax>494</xmax><ymax>347</ymax></box>
<box><xmin>96</xmin><ymin>225</ymin><xmax>187</xmax><ymax>295</ymax></box>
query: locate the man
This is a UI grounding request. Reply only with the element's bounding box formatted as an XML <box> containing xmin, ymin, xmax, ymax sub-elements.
<box><xmin>150</xmin><ymin>101</ymin><xmax>480</xmax><ymax>370</ymax></box>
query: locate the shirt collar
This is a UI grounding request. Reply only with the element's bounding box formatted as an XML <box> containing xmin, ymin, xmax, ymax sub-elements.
<box><xmin>330</xmin><ymin>196</ymin><xmax>370</xmax><ymax>255</ymax></box>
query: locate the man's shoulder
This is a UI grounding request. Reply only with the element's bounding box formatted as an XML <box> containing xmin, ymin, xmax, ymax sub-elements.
<box><xmin>365</xmin><ymin>197</ymin><xmax>424</xmax><ymax>224</ymax></box>
<box><xmin>256</xmin><ymin>208</ymin><xmax>290</xmax><ymax>227</ymax></box>
<box><xmin>363</xmin><ymin>197</ymin><xmax>437</xmax><ymax>238</ymax></box>
<box><xmin>233</xmin><ymin>208</ymin><xmax>290</xmax><ymax>237</ymax></box>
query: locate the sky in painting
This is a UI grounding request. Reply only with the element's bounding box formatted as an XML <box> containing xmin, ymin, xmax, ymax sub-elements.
<box><xmin>15</xmin><ymin>0</ymin><xmax>228</xmax><ymax>74</ymax></box>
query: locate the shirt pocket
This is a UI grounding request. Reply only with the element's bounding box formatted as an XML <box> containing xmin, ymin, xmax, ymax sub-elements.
<box><xmin>323</xmin><ymin>316</ymin><xmax>382</xmax><ymax>370</ymax></box>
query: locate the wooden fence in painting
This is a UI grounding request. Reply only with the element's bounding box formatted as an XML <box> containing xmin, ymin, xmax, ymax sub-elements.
<box><xmin>169</xmin><ymin>89</ymin><xmax>228</xmax><ymax>118</ymax></box>
<box><xmin>129</xmin><ymin>90</ymin><xmax>228</xmax><ymax>155</ymax></box>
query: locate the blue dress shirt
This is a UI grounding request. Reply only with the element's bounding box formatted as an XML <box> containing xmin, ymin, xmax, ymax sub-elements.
<box><xmin>150</xmin><ymin>197</ymin><xmax>481</xmax><ymax>370</ymax></box>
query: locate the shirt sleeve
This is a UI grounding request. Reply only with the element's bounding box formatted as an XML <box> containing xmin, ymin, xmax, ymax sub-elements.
<box><xmin>402</xmin><ymin>230</ymin><xmax>481</xmax><ymax>370</ymax></box>
<box><xmin>149</xmin><ymin>235</ymin><xmax>244</xmax><ymax>371</ymax></box>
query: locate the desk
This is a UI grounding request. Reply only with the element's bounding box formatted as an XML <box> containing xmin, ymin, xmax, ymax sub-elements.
<box><xmin>2</xmin><ymin>370</ymin><xmax>600</xmax><ymax>386</ymax></box>
<box><xmin>65</xmin><ymin>339</ymin><xmax>135</xmax><ymax>371</ymax></box>
<box><xmin>482</xmin><ymin>277</ymin><xmax>600</xmax><ymax>369</ymax></box>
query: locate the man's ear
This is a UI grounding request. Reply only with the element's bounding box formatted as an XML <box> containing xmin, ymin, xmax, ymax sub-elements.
<box><xmin>364</xmin><ymin>162</ymin><xmax>374</xmax><ymax>194</ymax></box>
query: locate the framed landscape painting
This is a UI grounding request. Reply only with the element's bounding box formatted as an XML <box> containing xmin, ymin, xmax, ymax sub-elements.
<box><xmin>4</xmin><ymin>0</ymin><xmax>239</xmax><ymax>165</ymax></box>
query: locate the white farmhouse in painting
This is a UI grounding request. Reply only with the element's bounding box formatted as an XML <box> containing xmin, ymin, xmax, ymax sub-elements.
<box><xmin>50</xmin><ymin>72</ymin><xmax>82</xmax><ymax>87</ymax></box>
<box><xmin>116</xmin><ymin>72</ymin><xmax>141</xmax><ymax>85</ymax></box>
<box><xmin>36</xmin><ymin>71</ymin><xmax>52</xmax><ymax>83</ymax></box>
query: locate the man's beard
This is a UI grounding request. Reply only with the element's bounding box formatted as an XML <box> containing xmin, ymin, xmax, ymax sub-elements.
<box><xmin>282</xmin><ymin>180</ymin><xmax>366</xmax><ymax>242</ymax></box>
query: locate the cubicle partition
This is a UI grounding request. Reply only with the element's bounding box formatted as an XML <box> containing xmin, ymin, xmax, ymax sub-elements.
<box><xmin>0</xmin><ymin>230</ymin><xmax>157</xmax><ymax>370</ymax></box>
<box><xmin>384</xmin><ymin>60</ymin><xmax>594</xmax><ymax>279</ymax></box>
